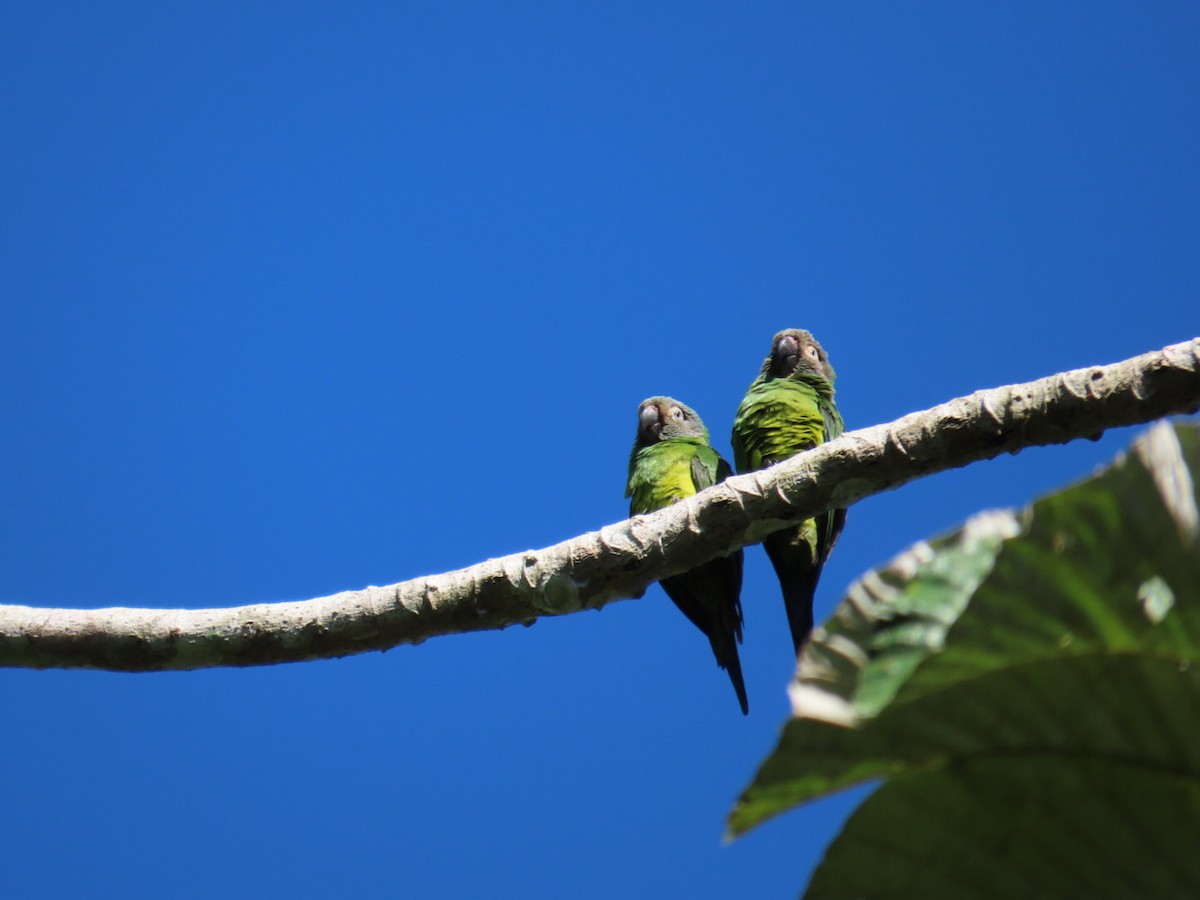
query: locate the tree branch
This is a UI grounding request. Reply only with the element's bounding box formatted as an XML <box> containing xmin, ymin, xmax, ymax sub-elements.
<box><xmin>3</xmin><ymin>338</ymin><xmax>1199</xmax><ymax>672</ymax></box>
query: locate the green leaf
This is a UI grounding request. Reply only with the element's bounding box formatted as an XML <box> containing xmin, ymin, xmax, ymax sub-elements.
<box><xmin>729</xmin><ymin>421</ymin><xmax>1200</xmax><ymax>898</ymax></box>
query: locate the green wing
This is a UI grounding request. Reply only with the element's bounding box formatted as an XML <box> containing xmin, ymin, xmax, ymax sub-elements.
<box><xmin>819</xmin><ymin>393</ymin><xmax>844</xmax><ymax>442</ymax></box>
<box><xmin>689</xmin><ymin>443</ymin><xmax>730</xmax><ymax>493</ymax></box>
<box><xmin>816</xmin><ymin>392</ymin><xmax>846</xmax><ymax>561</ymax></box>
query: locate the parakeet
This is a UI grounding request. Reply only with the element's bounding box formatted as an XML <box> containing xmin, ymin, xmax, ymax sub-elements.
<box><xmin>626</xmin><ymin>396</ymin><xmax>748</xmax><ymax>715</ymax></box>
<box><xmin>731</xmin><ymin>329</ymin><xmax>846</xmax><ymax>655</ymax></box>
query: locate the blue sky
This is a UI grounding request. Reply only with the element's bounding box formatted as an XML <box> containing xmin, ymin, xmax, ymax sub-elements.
<box><xmin>2</xmin><ymin>3</ymin><xmax>1197</xmax><ymax>897</ymax></box>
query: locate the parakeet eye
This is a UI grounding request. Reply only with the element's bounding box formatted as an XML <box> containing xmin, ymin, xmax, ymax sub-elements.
<box><xmin>804</xmin><ymin>344</ymin><xmax>820</xmax><ymax>361</ymax></box>
<box><xmin>669</xmin><ymin>407</ymin><xmax>684</xmax><ymax>420</ymax></box>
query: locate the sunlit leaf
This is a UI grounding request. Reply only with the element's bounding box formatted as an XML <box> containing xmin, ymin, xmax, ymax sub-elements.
<box><xmin>730</xmin><ymin>421</ymin><xmax>1200</xmax><ymax>899</ymax></box>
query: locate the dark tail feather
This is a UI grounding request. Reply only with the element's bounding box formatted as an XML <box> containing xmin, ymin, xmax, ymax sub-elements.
<box><xmin>712</xmin><ymin>634</ymin><xmax>749</xmax><ymax>715</ymax></box>
<box><xmin>764</xmin><ymin>529</ymin><xmax>822</xmax><ymax>657</ymax></box>
<box><xmin>660</xmin><ymin>555</ymin><xmax>748</xmax><ymax>715</ymax></box>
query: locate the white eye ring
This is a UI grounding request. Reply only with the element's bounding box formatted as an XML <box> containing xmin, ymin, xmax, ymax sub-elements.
<box><xmin>670</xmin><ymin>407</ymin><xmax>684</xmax><ymax>420</ymax></box>
<box><xmin>804</xmin><ymin>344</ymin><xmax>820</xmax><ymax>360</ymax></box>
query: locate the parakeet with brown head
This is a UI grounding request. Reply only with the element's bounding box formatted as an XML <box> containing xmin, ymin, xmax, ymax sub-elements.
<box><xmin>626</xmin><ymin>397</ymin><xmax>748</xmax><ymax>715</ymax></box>
<box><xmin>732</xmin><ymin>330</ymin><xmax>845</xmax><ymax>655</ymax></box>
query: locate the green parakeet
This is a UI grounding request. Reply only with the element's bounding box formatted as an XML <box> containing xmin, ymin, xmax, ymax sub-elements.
<box><xmin>626</xmin><ymin>397</ymin><xmax>748</xmax><ymax>715</ymax></box>
<box><xmin>731</xmin><ymin>329</ymin><xmax>846</xmax><ymax>655</ymax></box>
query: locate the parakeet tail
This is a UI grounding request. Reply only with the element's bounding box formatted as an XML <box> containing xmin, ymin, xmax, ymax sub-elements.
<box><xmin>763</xmin><ymin>528</ymin><xmax>822</xmax><ymax>657</ymax></box>
<box><xmin>720</xmin><ymin>642</ymin><xmax>750</xmax><ymax>716</ymax></box>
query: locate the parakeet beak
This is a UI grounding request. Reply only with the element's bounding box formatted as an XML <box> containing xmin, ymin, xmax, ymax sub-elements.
<box><xmin>639</xmin><ymin>404</ymin><xmax>662</xmax><ymax>439</ymax></box>
<box><xmin>775</xmin><ymin>334</ymin><xmax>801</xmax><ymax>375</ymax></box>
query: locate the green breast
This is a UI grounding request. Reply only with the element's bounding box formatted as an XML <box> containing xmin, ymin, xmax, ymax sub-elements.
<box><xmin>733</xmin><ymin>379</ymin><xmax>828</xmax><ymax>471</ymax></box>
<box><xmin>627</xmin><ymin>440</ymin><xmax>703</xmax><ymax>514</ymax></box>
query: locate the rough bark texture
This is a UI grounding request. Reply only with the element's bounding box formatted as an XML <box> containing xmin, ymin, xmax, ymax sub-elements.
<box><xmin>2</xmin><ymin>338</ymin><xmax>1198</xmax><ymax>672</ymax></box>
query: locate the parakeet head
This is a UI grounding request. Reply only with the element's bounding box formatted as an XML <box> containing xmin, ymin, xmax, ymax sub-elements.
<box><xmin>763</xmin><ymin>329</ymin><xmax>836</xmax><ymax>383</ymax></box>
<box><xmin>634</xmin><ymin>396</ymin><xmax>710</xmax><ymax>446</ymax></box>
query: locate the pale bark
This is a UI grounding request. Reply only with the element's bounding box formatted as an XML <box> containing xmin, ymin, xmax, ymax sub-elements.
<box><xmin>2</xmin><ymin>338</ymin><xmax>1198</xmax><ymax>672</ymax></box>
